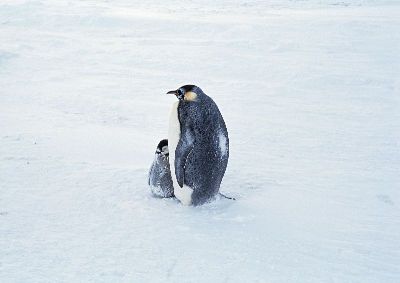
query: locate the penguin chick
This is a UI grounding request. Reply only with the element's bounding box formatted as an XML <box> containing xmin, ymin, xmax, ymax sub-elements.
<box><xmin>148</xmin><ymin>139</ymin><xmax>174</xmax><ymax>198</ymax></box>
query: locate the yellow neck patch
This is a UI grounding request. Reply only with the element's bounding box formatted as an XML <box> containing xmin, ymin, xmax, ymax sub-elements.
<box><xmin>184</xmin><ymin>91</ymin><xmax>197</xmax><ymax>101</ymax></box>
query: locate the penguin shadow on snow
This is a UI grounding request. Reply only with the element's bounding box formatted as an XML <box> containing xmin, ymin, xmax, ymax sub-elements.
<box><xmin>222</xmin><ymin>166</ymin><xmax>279</xmax><ymax>201</ymax></box>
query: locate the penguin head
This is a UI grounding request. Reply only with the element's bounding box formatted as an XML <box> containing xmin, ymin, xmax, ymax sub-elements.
<box><xmin>167</xmin><ymin>85</ymin><xmax>200</xmax><ymax>101</ymax></box>
<box><xmin>156</xmin><ymin>139</ymin><xmax>169</xmax><ymax>156</ymax></box>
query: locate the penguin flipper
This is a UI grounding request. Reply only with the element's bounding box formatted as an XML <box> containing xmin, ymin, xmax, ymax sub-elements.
<box><xmin>175</xmin><ymin>129</ymin><xmax>195</xmax><ymax>188</ymax></box>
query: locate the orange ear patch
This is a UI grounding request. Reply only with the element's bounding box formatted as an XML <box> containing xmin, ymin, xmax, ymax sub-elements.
<box><xmin>184</xmin><ymin>91</ymin><xmax>197</xmax><ymax>101</ymax></box>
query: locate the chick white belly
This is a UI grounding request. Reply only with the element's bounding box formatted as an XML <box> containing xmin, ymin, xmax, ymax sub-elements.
<box><xmin>168</xmin><ymin>101</ymin><xmax>193</xmax><ymax>205</ymax></box>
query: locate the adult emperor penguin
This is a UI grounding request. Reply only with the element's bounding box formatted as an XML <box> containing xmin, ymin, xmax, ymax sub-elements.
<box><xmin>167</xmin><ymin>85</ymin><xmax>229</xmax><ymax>206</ymax></box>
<box><xmin>148</xmin><ymin>139</ymin><xmax>174</xmax><ymax>198</ymax></box>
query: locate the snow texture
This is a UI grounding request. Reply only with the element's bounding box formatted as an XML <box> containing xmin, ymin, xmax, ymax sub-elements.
<box><xmin>1</xmin><ymin>0</ymin><xmax>399</xmax><ymax>282</ymax></box>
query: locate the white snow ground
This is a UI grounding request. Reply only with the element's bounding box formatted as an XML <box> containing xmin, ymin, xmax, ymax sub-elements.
<box><xmin>1</xmin><ymin>0</ymin><xmax>399</xmax><ymax>282</ymax></box>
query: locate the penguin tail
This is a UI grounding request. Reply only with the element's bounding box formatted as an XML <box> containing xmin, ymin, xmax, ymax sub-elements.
<box><xmin>219</xmin><ymin>192</ymin><xmax>236</xmax><ymax>201</ymax></box>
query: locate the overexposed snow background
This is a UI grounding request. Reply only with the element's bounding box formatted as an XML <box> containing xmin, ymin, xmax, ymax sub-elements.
<box><xmin>1</xmin><ymin>0</ymin><xmax>399</xmax><ymax>282</ymax></box>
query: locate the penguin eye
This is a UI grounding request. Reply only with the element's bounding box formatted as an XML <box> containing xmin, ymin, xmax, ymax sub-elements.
<box><xmin>177</xmin><ymin>89</ymin><xmax>185</xmax><ymax>99</ymax></box>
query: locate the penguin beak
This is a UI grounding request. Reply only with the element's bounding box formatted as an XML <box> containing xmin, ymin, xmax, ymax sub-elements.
<box><xmin>167</xmin><ymin>89</ymin><xmax>184</xmax><ymax>100</ymax></box>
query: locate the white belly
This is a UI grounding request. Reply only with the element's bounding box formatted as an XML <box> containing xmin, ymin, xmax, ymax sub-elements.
<box><xmin>168</xmin><ymin>102</ymin><xmax>193</xmax><ymax>205</ymax></box>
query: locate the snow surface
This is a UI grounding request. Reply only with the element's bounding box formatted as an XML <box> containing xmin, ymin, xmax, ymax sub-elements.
<box><xmin>1</xmin><ymin>0</ymin><xmax>399</xmax><ymax>282</ymax></box>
